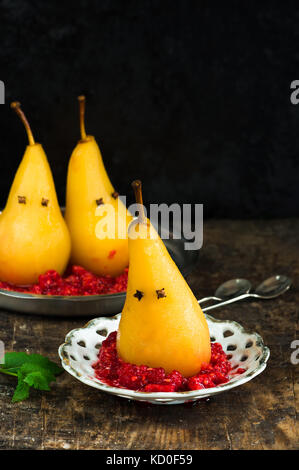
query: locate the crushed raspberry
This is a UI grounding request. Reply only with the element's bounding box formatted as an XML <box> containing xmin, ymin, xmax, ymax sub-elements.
<box><xmin>93</xmin><ymin>333</ymin><xmax>241</xmax><ymax>393</ymax></box>
<box><xmin>146</xmin><ymin>367</ymin><xmax>166</xmax><ymax>384</ymax></box>
<box><xmin>0</xmin><ymin>266</ymin><xmax>128</xmax><ymax>296</ymax></box>
<box><xmin>187</xmin><ymin>376</ymin><xmax>205</xmax><ymax>390</ymax></box>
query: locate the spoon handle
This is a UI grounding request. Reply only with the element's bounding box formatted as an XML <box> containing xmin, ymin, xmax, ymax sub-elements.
<box><xmin>198</xmin><ymin>296</ymin><xmax>222</xmax><ymax>304</ymax></box>
<box><xmin>201</xmin><ymin>293</ymin><xmax>252</xmax><ymax>312</ymax></box>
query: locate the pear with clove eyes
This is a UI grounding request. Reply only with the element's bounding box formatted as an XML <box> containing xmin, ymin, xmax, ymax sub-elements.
<box><xmin>65</xmin><ymin>96</ymin><xmax>132</xmax><ymax>277</ymax></box>
<box><xmin>0</xmin><ymin>102</ymin><xmax>71</xmax><ymax>285</ymax></box>
<box><xmin>117</xmin><ymin>181</ymin><xmax>211</xmax><ymax>377</ymax></box>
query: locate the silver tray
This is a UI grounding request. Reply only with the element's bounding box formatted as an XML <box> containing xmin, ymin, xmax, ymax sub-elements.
<box><xmin>0</xmin><ymin>237</ymin><xmax>199</xmax><ymax>317</ymax></box>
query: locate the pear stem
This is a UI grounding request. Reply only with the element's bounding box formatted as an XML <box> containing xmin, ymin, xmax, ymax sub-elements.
<box><xmin>78</xmin><ymin>95</ymin><xmax>87</xmax><ymax>141</ymax></box>
<box><xmin>11</xmin><ymin>102</ymin><xmax>35</xmax><ymax>146</ymax></box>
<box><xmin>132</xmin><ymin>180</ymin><xmax>146</xmax><ymax>223</ymax></box>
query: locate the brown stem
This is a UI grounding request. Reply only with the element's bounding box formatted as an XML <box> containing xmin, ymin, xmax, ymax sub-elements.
<box><xmin>11</xmin><ymin>102</ymin><xmax>35</xmax><ymax>146</ymax></box>
<box><xmin>132</xmin><ymin>180</ymin><xmax>146</xmax><ymax>223</ymax></box>
<box><xmin>78</xmin><ymin>95</ymin><xmax>87</xmax><ymax>141</ymax></box>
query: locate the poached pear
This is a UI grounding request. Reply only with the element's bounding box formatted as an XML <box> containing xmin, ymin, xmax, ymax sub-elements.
<box><xmin>117</xmin><ymin>181</ymin><xmax>211</xmax><ymax>377</ymax></box>
<box><xmin>0</xmin><ymin>102</ymin><xmax>71</xmax><ymax>285</ymax></box>
<box><xmin>65</xmin><ymin>96</ymin><xmax>132</xmax><ymax>277</ymax></box>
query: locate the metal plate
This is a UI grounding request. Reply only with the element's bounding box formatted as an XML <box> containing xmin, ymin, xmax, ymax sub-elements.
<box><xmin>0</xmin><ymin>237</ymin><xmax>199</xmax><ymax>317</ymax></box>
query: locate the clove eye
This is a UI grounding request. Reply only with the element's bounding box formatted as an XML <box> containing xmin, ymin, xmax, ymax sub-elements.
<box><xmin>156</xmin><ymin>288</ymin><xmax>166</xmax><ymax>299</ymax></box>
<box><xmin>96</xmin><ymin>198</ymin><xmax>104</xmax><ymax>206</ymax></box>
<box><xmin>41</xmin><ymin>198</ymin><xmax>49</xmax><ymax>207</ymax></box>
<box><xmin>18</xmin><ymin>196</ymin><xmax>26</xmax><ymax>204</ymax></box>
<box><xmin>111</xmin><ymin>191</ymin><xmax>119</xmax><ymax>199</ymax></box>
<box><xmin>133</xmin><ymin>290</ymin><xmax>144</xmax><ymax>301</ymax></box>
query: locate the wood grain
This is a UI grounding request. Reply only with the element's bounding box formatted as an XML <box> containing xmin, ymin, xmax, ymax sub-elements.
<box><xmin>0</xmin><ymin>219</ymin><xmax>298</xmax><ymax>450</ymax></box>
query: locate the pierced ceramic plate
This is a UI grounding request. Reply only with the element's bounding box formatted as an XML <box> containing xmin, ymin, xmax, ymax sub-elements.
<box><xmin>58</xmin><ymin>314</ymin><xmax>270</xmax><ymax>405</ymax></box>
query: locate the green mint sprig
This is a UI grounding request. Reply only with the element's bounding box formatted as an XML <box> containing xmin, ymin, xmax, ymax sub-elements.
<box><xmin>0</xmin><ymin>352</ymin><xmax>63</xmax><ymax>402</ymax></box>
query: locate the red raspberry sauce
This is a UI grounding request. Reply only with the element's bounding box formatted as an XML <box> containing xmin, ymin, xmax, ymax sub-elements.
<box><xmin>0</xmin><ymin>265</ymin><xmax>128</xmax><ymax>296</ymax></box>
<box><xmin>93</xmin><ymin>332</ymin><xmax>245</xmax><ymax>392</ymax></box>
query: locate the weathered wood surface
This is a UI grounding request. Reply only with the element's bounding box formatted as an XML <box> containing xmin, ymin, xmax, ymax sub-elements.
<box><xmin>0</xmin><ymin>219</ymin><xmax>298</xmax><ymax>450</ymax></box>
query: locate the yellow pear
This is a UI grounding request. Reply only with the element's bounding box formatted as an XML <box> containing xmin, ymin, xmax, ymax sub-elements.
<box><xmin>65</xmin><ymin>96</ymin><xmax>132</xmax><ymax>277</ymax></box>
<box><xmin>0</xmin><ymin>102</ymin><xmax>71</xmax><ymax>285</ymax></box>
<box><xmin>117</xmin><ymin>181</ymin><xmax>211</xmax><ymax>377</ymax></box>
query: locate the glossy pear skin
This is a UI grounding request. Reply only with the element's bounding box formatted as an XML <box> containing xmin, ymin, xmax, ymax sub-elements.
<box><xmin>65</xmin><ymin>136</ymin><xmax>132</xmax><ymax>277</ymax></box>
<box><xmin>117</xmin><ymin>220</ymin><xmax>211</xmax><ymax>377</ymax></box>
<box><xmin>0</xmin><ymin>144</ymin><xmax>71</xmax><ymax>285</ymax></box>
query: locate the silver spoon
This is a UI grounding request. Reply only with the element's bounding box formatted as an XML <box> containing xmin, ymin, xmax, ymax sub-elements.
<box><xmin>198</xmin><ymin>278</ymin><xmax>252</xmax><ymax>304</ymax></box>
<box><xmin>201</xmin><ymin>275</ymin><xmax>291</xmax><ymax>312</ymax></box>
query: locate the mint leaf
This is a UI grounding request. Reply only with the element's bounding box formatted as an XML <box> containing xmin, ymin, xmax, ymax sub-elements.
<box><xmin>18</xmin><ymin>362</ymin><xmax>56</xmax><ymax>386</ymax></box>
<box><xmin>0</xmin><ymin>351</ymin><xmax>63</xmax><ymax>402</ymax></box>
<box><xmin>19</xmin><ymin>353</ymin><xmax>62</xmax><ymax>376</ymax></box>
<box><xmin>24</xmin><ymin>371</ymin><xmax>51</xmax><ymax>391</ymax></box>
<box><xmin>12</xmin><ymin>379</ymin><xmax>30</xmax><ymax>403</ymax></box>
<box><xmin>1</xmin><ymin>352</ymin><xmax>30</xmax><ymax>374</ymax></box>
<box><xmin>1</xmin><ymin>352</ymin><xmax>63</xmax><ymax>376</ymax></box>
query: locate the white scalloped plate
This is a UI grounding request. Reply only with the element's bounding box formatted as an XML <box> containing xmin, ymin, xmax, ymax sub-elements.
<box><xmin>58</xmin><ymin>314</ymin><xmax>270</xmax><ymax>405</ymax></box>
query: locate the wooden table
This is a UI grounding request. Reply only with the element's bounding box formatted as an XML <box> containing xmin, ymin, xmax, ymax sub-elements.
<box><xmin>0</xmin><ymin>220</ymin><xmax>298</xmax><ymax>450</ymax></box>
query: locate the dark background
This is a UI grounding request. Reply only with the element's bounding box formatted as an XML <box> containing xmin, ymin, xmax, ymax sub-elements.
<box><xmin>0</xmin><ymin>1</ymin><xmax>298</xmax><ymax>218</ymax></box>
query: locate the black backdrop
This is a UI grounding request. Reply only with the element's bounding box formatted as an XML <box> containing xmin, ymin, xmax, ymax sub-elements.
<box><xmin>0</xmin><ymin>1</ymin><xmax>298</xmax><ymax>218</ymax></box>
